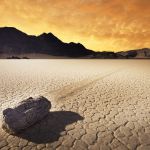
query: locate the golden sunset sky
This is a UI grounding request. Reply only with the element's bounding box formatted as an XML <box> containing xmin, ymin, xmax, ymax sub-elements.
<box><xmin>0</xmin><ymin>0</ymin><xmax>149</xmax><ymax>51</ymax></box>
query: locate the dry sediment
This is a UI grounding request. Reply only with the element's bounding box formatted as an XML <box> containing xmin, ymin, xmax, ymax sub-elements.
<box><xmin>0</xmin><ymin>60</ymin><xmax>150</xmax><ymax>150</ymax></box>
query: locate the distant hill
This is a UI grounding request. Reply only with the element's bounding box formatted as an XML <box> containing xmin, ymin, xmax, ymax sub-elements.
<box><xmin>118</xmin><ymin>48</ymin><xmax>150</xmax><ymax>59</ymax></box>
<box><xmin>0</xmin><ymin>27</ymin><xmax>149</xmax><ymax>59</ymax></box>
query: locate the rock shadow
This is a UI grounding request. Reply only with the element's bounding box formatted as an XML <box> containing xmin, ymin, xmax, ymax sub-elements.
<box><xmin>17</xmin><ymin>111</ymin><xmax>83</xmax><ymax>144</ymax></box>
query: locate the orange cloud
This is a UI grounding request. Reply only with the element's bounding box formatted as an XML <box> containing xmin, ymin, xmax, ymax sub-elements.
<box><xmin>0</xmin><ymin>0</ymin><xmax>149</xmax><ymax>51</ymax></box>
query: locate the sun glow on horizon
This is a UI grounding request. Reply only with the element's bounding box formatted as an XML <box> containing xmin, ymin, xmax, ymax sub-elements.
<box><xmin>0</xmin><ymin>0</ymin><xmax>149</xmax><ymax>52</ymax></box>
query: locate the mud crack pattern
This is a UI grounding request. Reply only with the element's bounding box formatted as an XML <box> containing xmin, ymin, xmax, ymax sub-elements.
<box><xmin>0</xmin><ymin>60</ymin><xmax>150</xmax><ymax>150</ymax></box>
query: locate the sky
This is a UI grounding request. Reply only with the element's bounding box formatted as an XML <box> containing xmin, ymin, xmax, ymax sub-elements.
<box><xmin>0</xmin><ymin>0</ymin><xmax>149</xmax><ymax>52</ymax></box>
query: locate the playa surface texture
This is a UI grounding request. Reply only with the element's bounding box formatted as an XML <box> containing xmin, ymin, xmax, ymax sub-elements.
<box><xmin>0</xmin><ymin>60</ymin><xmax>150</xmax><ymax>150</ymax></box>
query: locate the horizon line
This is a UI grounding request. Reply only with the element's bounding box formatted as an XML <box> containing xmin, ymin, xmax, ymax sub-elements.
<box><xmin>0</xmin><ymin>26</ymin><xmax>149</xmax><ymax>53</ymax></box>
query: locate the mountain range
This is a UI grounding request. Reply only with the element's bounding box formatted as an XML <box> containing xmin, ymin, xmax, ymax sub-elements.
<box><xmin>0</xmin><ymin>27</ymin><xmax>149</xmax><ymax>59</ymax></box>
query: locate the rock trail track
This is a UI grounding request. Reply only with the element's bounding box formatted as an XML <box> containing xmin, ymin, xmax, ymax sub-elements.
<box><xmin>50</xmin><ymin>68</ymin><xmax>123</xmax><ymax>102</ymax></box>
<box><xmin>0</xmin><ymin>60</ymin><xmax>150</xmax><ymax>150</ymax></box>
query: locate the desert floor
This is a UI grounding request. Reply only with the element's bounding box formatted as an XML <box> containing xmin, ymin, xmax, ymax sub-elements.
<box><xmin>0</xmin><ymin>60</ymin><xmax>150</xmax><ymax>150</ymax></box>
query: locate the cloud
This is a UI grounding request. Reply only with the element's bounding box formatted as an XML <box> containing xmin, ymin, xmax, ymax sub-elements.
<box><xmin>0</xmin><ymin>0</ymin><xmax>149</xmax><ymax>51</ymax></box>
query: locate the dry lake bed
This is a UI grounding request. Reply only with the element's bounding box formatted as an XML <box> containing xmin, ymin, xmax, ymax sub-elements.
<box><xmin>0</xmin><ymin>60</ymin><xmax>150</xmax><ymax>150</ymax></box>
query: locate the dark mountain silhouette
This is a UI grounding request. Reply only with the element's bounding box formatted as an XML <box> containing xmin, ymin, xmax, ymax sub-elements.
<box><xmin>0</xmin><ymin>27</ymin><xmax>149</xmax><ymax>59</ymax></box>
<box><xmin>0</xmin><ymin>27</ymin><xmax>93</xmax><ymax>57</ymax></box>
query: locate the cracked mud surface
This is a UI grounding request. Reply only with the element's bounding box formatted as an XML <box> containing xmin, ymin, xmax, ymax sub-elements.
<box><xmin>0</xmin><ymin>60</ymin><xmax>150</xmax><ymax>150</ymax></box>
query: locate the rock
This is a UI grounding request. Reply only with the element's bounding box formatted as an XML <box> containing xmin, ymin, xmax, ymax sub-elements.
<box><xmin>2</xmin><ymin>96</ymin><xmax>51</xmax><ymax>134</ymax></box>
